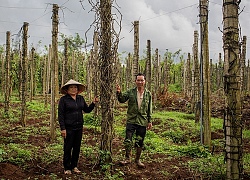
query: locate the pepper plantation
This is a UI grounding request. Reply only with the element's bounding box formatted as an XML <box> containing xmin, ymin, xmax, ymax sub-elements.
<box><xmin>1</xmin><ymin>1</ymin><xmax>250</xmax><ymax>180</ymax></box>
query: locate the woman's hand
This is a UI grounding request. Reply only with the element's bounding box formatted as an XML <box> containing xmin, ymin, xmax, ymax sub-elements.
<box><xmin>116</xmin><ymin>84</ymin><xmax>121</xmax><ymax>93</ymax></box>
<box><xmin>93</xmin><ymin>96</ymin><xmax>99</xmax><ymax>104</ymax></box>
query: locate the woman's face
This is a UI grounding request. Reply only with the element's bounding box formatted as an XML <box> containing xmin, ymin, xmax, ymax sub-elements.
<box><xmin>67</xmin><ymin>85</ymin><xmax>78</xmax><ymax>95</ymax></box>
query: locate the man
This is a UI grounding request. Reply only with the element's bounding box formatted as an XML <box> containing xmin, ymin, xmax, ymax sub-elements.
<box><xmin>116</xmin><ymin>73</ymin><xmax>152</xmax><ymax>168</ymax></box>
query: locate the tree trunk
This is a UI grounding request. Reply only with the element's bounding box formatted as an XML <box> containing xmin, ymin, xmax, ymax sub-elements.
<box><xmin>223</xmin><ymin>1</ymin><xmax>243</xmax><ymax>179</ymax></box>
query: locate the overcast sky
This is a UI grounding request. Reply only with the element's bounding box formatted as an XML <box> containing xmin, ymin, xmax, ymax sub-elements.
<box><xmin>0</xmin><ymin>0</ymin><xmax>250</xmax><ymax>63</ymax></box>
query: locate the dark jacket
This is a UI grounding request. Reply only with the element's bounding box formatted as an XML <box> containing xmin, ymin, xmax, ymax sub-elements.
<box><xmin>58</xmin><ymin>94</ymin><xmax>95</xmax><ymax>130</ymax></box>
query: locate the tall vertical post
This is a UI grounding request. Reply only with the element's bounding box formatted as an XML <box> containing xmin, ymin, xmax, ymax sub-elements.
<box><xmin>126</xmin><ymin>53</ymin><xmax>133</xmax><ymax>89</ymax></box>
<box><xmin>92</xmin><ymin>31</ymin><xmax>99</xmax><ymax>116</ymax></box>
<box><xmin>240</xmin><ymin>36</ymin><xmax>247</xmax><ymax>95</ymax></box>
<box><xmin>133</xmin><ymin>21</ymin><xmax>139</xmax><ymax>79</ymax></box>
<box><xmin>62</xmin><ymin>38</ymin><xmax>69</xmax><ymax>85</ymax></box>
<box><xmin>146</xmin><ymin>40</ymin><xmax>151</xmax><ymax>92</ymax></box>
<box><xmin>29</xmin><ymin>47</ymin><xmax>35</xmax><ymax>101</ymax></box>
<box><xmin>192</xmin><ymin>30</ymin><xmax>200</xmax><ymax>123</ymax></box>
<box><xmin>50</xmin><ymin>4</ymin><xmax>59</xmax><ymax>140</ymax></box>
<box><xmin>223</xmin><ymin>0</ymin><xmax>242</xmax><ymax>179</ymax></box>
<box><xmin>247</xmin><ymin>60</ymin><xmax>250</xmax><ymax>93</ymax></box>
<box><xmin>100</xmin><ymin>0</ymin><xmax>114</xmax><ymax>166</ymax></box>
<box><xmin>199</xmin><ymin>0</ymin><xmax>211</xmax><ymax>146</ymax></box>
<box><xmin>4</xmin><ymin>31</ymin><xmax>11</xmax><ymax>116</ymax></box>
<box><xmin>21</xmin><ymin>22</ymin><xmax>29</xmax><ymax>127</ymax></box>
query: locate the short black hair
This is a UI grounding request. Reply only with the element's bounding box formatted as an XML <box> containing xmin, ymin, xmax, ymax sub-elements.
<box><xmin>135</xmin><ymin>73</ymin><xmax>146</xmax><ymax>80</ymax></box>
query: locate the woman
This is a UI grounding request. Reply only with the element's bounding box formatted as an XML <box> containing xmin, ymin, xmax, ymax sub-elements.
<box><xmin>58</xmin><ymin>79</ymin><xmax>98</xmax><ymax>175</ymax></box>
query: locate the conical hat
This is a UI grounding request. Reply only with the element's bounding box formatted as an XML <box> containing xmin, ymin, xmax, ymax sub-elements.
<box><xmin>60</xmin><ymin>79</ymin><xmax>85</xmax><ymax>94</ymax></box>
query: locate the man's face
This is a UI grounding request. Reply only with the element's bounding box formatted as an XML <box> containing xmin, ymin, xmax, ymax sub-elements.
<box><xmin>135</xmin><ymin>75</ymin><xmax>145</xmax><ymax>88</ymax></box>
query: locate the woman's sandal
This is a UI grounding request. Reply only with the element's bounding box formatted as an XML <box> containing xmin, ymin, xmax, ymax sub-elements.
<box><xmin>64</xmin><ymin>170</ymin><xmax>72</xmax><ymax>175</ymax></box>
<box><xmin>73</xmin><ymin>167</ymin><xmax>81</xmax><ymax>174</ymax></box>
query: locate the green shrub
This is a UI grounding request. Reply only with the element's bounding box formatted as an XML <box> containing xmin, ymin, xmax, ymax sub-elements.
<box><xmin>84</xmin><ymin>114</ymin><xmax>101</xmax><ymax>127</ymax></box>
<box><xmin>40</xmin><ymin>143</ymin><xmax>62</xmax><ymax>164</ymax></box>
<box><xmin>187</xmin><ymin>154</ymin><xmax>225</xmax><ymax>179</ymax></box>
<box><xmin>161</xmin><ymin>129</ymin><xmax>188</xmax><ymax>143</ymax></box>
<box><xmin>4</xmin><ymin>143</ymin><xmax>36</xmax><ymax>166</ymax></box>
<box><xmin>27</xmin><ymin>101</ymin><xmax>50</xmax><ymax>112</ymax></box>
<box><xmin>243</xmin><ymin>153</ymin><xmax>250</xmax><ymax>174</ymax></box>
<box><xmin>177</xmin><ymin>144</ymin><xmax>210</xmax><ymax>158</ymax></box>
<box><xmin>168</xmin><ymin>83</ymin><xmax>182</xmax><ymax>93</ymax></box>
<box><xmin>0</xmin><ymin>148</ymin><xmax>6</xmax><ymax>162</ymax></box>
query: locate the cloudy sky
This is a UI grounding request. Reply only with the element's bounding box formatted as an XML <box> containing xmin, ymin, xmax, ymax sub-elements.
<box><xmin>0</xmin><ymin>0</ymin><xmax>250</xmax><ymax>62</ymax></box>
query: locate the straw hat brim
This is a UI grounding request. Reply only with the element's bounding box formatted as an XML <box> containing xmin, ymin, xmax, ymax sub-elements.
<box><xmin>60</xmin><ymin>79</ymin><xmax>86</xmax><ymax>94</ymax></box>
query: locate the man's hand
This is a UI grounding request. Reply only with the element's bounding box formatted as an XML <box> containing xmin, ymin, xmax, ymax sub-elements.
<box><xmin>147</xmin><ymin>122</ymin><xmax>152</xmax><ymax>130</ymax></box>
<box><xmin>116</xmin><ymin>84</ymin><xmax>121</xmax><ymax>93</ymax></box>
<box><xmin>61</xmin><ymin>130</ymin><xmax>66</xmax><ymax>138</ymax></box>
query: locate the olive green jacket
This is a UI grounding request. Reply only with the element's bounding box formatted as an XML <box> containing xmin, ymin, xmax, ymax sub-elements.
<box><xmin>117</xmin><ymin>87</ymin><xmax>152</xmax><ymax>127</ymax></box>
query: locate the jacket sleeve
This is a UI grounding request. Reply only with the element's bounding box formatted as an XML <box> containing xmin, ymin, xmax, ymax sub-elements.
<box><xmin>82</xmin><ymin>96</ymin><xmax>95</xmax><ymax>113</ymax></box>
<box><xmin>117</xmin><ymin>89</ymin><xmax>130</xmax><ymax>103</ymax></box>
<box><xmin>58</xmin><ymin>97</ymin><xmax>66</xmax><ymax>130</ymax></box>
